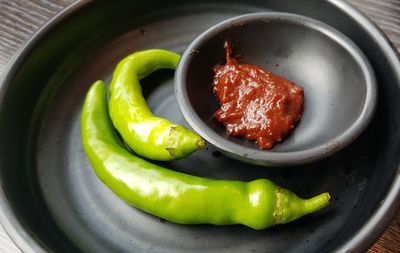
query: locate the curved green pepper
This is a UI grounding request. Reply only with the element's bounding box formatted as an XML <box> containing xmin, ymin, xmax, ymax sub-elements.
<box><xmin>81</xmin><ymin>81</ymin><xmax>330</xmax><ymax>229</ymax></box>
<box><xmin>109</xmin><ymin>49</ymin><xmax>204</xmax><ymax>161</ymax></box>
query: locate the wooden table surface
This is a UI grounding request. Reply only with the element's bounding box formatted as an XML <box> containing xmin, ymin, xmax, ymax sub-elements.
<box><xmin>0</xmin><ymin>0</ymin><xmax>399</xmax><ymax>252</ymax></box>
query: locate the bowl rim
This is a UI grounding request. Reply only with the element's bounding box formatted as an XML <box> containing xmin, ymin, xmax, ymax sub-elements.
<box><xmin>0</xmin><ymin>1</ymin><xmax>398</xmax><ymax>253</ymax></box>
<box><xmin>175</xmin><ymin>12</ymin><xmax>377</xmax><ymax>166</ymax></box>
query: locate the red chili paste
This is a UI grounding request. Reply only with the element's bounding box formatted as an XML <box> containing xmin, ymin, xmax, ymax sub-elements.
<box><xmin>212</xmin><ymin>42</ymin><xmax>304</xmax><ymax>149</ymax></box>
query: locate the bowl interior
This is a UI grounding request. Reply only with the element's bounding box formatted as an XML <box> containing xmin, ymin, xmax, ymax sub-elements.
<box><xmin>177</xmin><ymin>14</ymin><xmax>374</xmax><ymax>160</ymax></box>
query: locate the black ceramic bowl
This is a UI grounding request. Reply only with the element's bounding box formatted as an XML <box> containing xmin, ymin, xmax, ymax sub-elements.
<box><xmin>0</xmin><ymin>1</ymin><xmax>399</xmax><ymax>253</ymax></box>
<box><xmin>175</xmin><ymin>12</ymin><xmax>377</xmax><ymax>166</ymax></box>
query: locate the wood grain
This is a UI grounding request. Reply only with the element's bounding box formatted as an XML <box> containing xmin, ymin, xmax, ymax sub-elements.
<box><xmin>352</xmin><ymin>0</ymin><xmax>400</xmax><ymax>48</ymax></box>
<box><xmin>0</xmin><ymin>0</ymin><xmax>399</xmax><ymax>252</ymax></box>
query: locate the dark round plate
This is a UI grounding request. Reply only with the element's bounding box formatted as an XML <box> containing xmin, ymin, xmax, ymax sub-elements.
<box><xmin>0</xmin><ymin>1</ymin><xmax>399</xmax><ymax>253</ymax></box>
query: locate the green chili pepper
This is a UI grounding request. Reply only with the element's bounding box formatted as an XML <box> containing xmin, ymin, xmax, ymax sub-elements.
<box><xmin>81</xmin><ymin>81</ymin><xmax>330</xmax><ymax>229</ymax></box>
<box><xmin>109</xmin><ymin>49</ymin><xmax>204</xmax><ymax>161</ymax></box>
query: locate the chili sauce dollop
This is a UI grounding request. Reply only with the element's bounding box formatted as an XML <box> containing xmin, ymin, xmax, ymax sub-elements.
<box><xmin>212</xmin><ymin>42</ymin><xmax>304</xmax><ymax>149</ymax></box>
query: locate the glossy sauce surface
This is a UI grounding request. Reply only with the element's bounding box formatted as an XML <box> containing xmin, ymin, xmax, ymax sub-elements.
<box><xmin>212</xmin><ymin>42</ymin><xmax>304</xmax><ymax>149</ymax></box>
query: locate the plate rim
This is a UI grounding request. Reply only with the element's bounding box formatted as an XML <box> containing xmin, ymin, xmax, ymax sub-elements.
<box><xmin>0</xmin><ymin>2</ymin><xmax>93</xmax><ymax>252</ymax></box>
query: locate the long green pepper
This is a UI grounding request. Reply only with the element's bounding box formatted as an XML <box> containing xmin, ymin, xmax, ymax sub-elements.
<box><xmin>109</xmin><ymin>50</ymin><xmax>204</xmax><ymax>161</ymax></box>
<box><xmin>81</xmin><ymin>81</ymin><xmax>330</xmax><ymax>229</ymax></box>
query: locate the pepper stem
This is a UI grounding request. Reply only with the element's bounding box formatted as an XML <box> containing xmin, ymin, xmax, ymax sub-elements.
<box><xmin>274</xmin><ymin>189</ymin><xmax>330</xmax><ymax>225</ymax></box>
<box><xmin>303</xmin><ymin>192</ymin><xmax>330</xmax><ymax>215</ymax></box>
